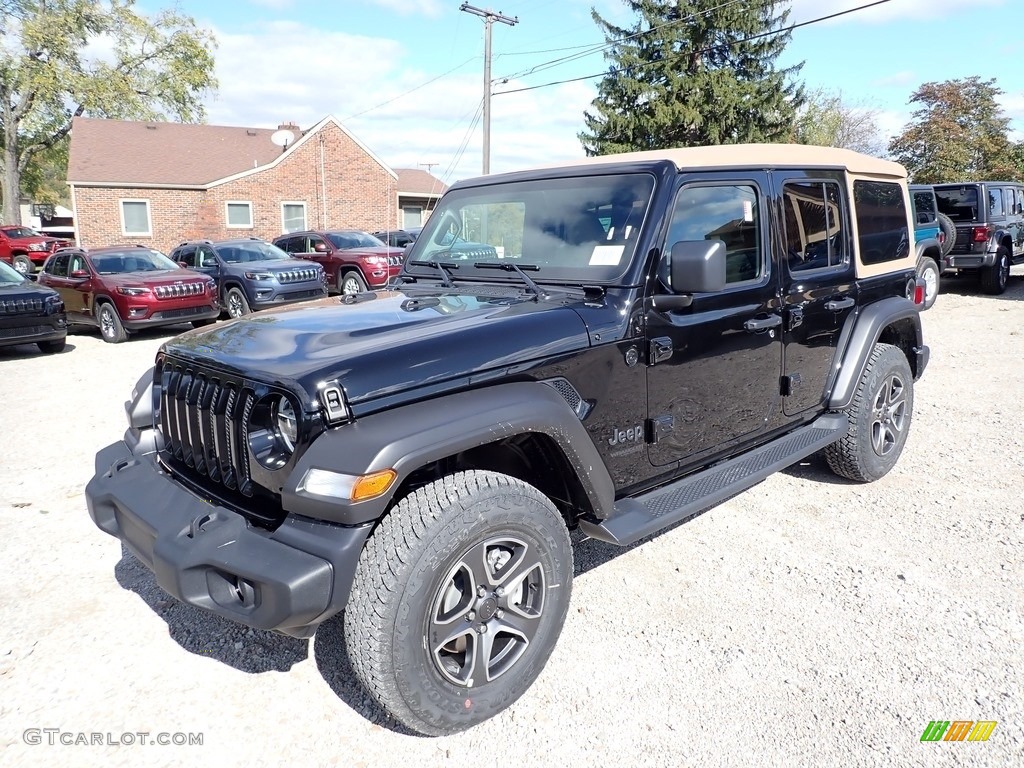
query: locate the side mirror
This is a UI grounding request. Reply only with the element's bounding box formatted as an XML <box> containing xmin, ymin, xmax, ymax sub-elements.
<box><xmin>313</xmin><ymin>242</ymin><xmax>328</xmax><ymax>253</ymax></box>
<box><xmin>652</xmin><ymin>240</ymin><xmax>727</xmax><ymax>310</ymax></box>
<box><xmin>178</xmin><ymin>261</ymin><xmax>188</xmax><ymax>268</ymax></box>
<box><xmin>70</xmin><ymin>269</ymin><xmax>89</xmax><ymax>279</ymax></box>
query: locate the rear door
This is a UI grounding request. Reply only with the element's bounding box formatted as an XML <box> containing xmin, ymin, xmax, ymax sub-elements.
<box><xmin>646</xmin><ymin>172</ymin><xmax>783</xmax><ymax>467</ymax></box>
<box><xmin>773</xmin><ymin>171</ymin><xmax>857</xmax><ymax>417</ymax></box>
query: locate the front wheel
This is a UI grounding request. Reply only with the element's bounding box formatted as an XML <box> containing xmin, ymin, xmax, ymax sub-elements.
<box><xmin>825</xmin><ymin>343</ymin><xmax>914</xmax><ymax>483</ymax></box>
<box><xmin>37</xmin><ymin>338</ymin><xmax>66</xmax><ymax>354</ymax></box>
<box><xmin>338</xmin><ymin>269</ymin><xmax>368</xmax><ymax>295</ymax></box>
<box><xmin>225</xmin><ymin>287</ymin><xmax>251</xmax><ymax>318</ymax></box>
<box><xmin>344</xmin><ymin>470</ymin><xmax>573</xmax><ymax>736</ymax></box>
<box><xmin>980</xmin><ymin>247</ymin><xmax>1010</xmax><ymax>295</ymax></box>
<box><xmin>97</xmin><ymin>302</ymin><xmax>127</xmax><ymax>343</ymax></box>
<box><xmin>12</xmin><ymin>255</ymin><xmax>32</xmax><ymax>276</ymax></box>
<box><xmin>916</xmin><ymin>256</ymin><xmax>940</xmax><ymax>310</ymax></box>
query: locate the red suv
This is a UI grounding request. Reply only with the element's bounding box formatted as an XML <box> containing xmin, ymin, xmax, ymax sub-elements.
<box><xmin>38</xmin><ymin>245</ymin><xmax>219</xmax><ymax>343</ymax></box>
<box><xmin>0</xmin><ymin>225</ymin><xmax>73</xmax><ymax>275</ymax></box>
<box><xmin>273</xmin><ymin>230</ymin><xmax>404</xmax><ymax>294</ymax></box>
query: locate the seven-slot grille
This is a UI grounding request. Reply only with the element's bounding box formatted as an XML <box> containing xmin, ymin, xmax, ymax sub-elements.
<box><xmin>154</xmin><ymin>281</ymin><xmax>207</xmax><ymax>299</ymax></box>
<box><xmin>160</xmin><ymin>362</ymin><xmax>255</xmax><ymax>497</ymax></box>
<box><xmin>275</xmin><ymin>267</ymin><xmax>320</xmax><ymax>283</ymax></box>
<box><xmin>0</xmin><ymin>297</ymin><xmax>44</xmax><ymax>314</ymax></box>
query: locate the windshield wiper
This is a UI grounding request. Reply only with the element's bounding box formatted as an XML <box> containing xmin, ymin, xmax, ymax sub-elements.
<box><xmin>409</xmin><ymin>259</ymin><xmax>459</xmax><ymax>287</ymax></box>
<box><xmin>473</xmin><ymin>261</ymin><xmax>544</xmax><ymax>300</ymax></box>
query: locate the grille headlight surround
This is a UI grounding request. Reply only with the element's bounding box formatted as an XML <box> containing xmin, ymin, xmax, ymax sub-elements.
<box><xmin>248</xmin><ymin>394</ymin><xmax>300</xmax><ymax>469</ymax></box>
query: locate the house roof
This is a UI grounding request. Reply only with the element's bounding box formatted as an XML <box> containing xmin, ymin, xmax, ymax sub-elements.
<box><xmin>395</xmin><ymin>168</ymin><xmax>447</xmax><ymax>198</ymax></box>
<box><xmin>67</xmin><ymin>115</ymin><xmax>398</xmax><ymax>188</ymax></box>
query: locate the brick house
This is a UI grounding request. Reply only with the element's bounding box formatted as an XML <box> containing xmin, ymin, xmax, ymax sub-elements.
<box><xmin>67</xmin><ymin>116</ymin><xmax>444</xmax><ymax>254</ymax></box>
<box><xmin>393</xmin><ymin>167</ymin><xmax>448</xmax><ymax>229</ymax></box>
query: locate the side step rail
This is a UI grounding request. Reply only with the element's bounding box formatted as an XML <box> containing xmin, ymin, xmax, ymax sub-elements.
<box><xmin>578</xmin><ymin>413</ymin><xmax>848</xmax><ymax>547</ymax></box>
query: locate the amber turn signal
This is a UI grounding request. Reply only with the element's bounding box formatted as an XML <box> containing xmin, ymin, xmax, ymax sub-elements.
<box><xmin>351</xmin><ymin>469</ymin><xmax>398</xmax><ymax>501</ymax></box>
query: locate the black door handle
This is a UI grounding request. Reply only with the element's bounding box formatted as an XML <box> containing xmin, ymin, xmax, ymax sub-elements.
<box><xmin>825</xmin><ymin>297</ymin><xmax>855</xmax><ymax>311</ymax></box>
<box><xmin>743</xmin><ymin>314</ymin><xmax>782</xmax><ymax>332</ymax></box>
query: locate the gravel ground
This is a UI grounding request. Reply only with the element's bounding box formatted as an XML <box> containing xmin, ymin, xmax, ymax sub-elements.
<box><xmin>2</xmin><ymin>273</ymin><xmax>1022</xmax><ymax>768</ymax></box>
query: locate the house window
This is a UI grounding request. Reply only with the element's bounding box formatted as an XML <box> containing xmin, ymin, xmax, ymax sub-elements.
<box><xmin>403</xmin><ymin>206</ymin><xmax>423</xmax><ymax>228</ymax></box>
<box><xmin>281</xmin><ymin>202</ymin><xmax>307</xmax><ymax>233</ymax></box>
<box><xmin>120</xmin><ymin>200</ymin><xmax>151</xmax><ymax>236</ymax></box>
<box><xmin>226</xmin><ymin>201</ymin><xmax>253</xmax><ymax>228</ymax></box>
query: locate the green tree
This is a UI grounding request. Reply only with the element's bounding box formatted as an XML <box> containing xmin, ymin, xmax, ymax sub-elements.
<box><xmin>792</xmin><ymin>87</ymin><xmax>886</xmax><ymax>156</ymax></box>
<box><xmin>0</xmin><ymin>0</ymin><xmax>217</xmax><ymax>223</ymax></box>
<box><xmin>888</xmin><ymin>77</ymin><xmax>1018</xmax><ymax>183</ymax></box>
<box><xmin>580</xmin><ymin>0</ymin><xmax>803</xmax><ymax>155</ymax></box>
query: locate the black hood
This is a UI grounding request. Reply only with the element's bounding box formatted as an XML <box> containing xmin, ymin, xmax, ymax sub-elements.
<box><xmin>162</xmin><ymin>287</ymin><xmax>592</xmax><ymax>408</ymax></box>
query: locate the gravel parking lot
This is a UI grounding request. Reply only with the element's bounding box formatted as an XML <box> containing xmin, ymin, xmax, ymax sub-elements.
<box><xmin>2</xmin><ymin>273</ymin><xmax>1022</xmax><ymax>767</ymax></box>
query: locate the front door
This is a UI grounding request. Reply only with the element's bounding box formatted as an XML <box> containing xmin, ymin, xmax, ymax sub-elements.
<box><xmin>773</xmin><ymin>172</ymin><xmax>858</xmax><ymax>417</ymax></box>
<box><xmin>646</xmin><ymin>173</ymin><xmax>783</xmax><ymax>468</ymax></box>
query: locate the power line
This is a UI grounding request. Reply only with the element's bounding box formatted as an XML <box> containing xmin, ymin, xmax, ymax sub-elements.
<box><xmin>494</xmin><ymin>0</ymin><xmax>891</xmax><ymax>97</ymax></box>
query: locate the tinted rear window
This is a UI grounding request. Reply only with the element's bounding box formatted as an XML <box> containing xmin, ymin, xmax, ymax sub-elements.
<box><xmin>853</xmin><ymin>181</ymin><xmax>910</xmax><ymax>266</ymax></box>
<box><xmin>935</xmin><ymin>186</ymin><xmax>980</xmax><ymax>222</ymax></box>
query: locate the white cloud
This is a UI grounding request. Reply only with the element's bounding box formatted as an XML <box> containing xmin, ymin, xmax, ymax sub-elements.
<box><xmin>871</xmin><ymin>71</ymin><xmax>916</xmax><ymax>88</ymax></box>
<box><xmin>362</xmin><ymin>0</ymin><xmax>446</xmax><ymax>18</ymax></box>
<box><xmin>203</xmin><ymin>21</ymin><xmax>595</xmax><ymax>183</ymax></box>
<box><xmin>786</xmin><ymin>0</ymin><xmax>1004</xmax><ymax>25</ymax></box>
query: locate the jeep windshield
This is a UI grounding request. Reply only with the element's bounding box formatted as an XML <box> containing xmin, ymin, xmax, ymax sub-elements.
<box><xmin>405</xmin><ymin>173</ymin><xmax>656</xmax><ymax>283</ymax></box>
<box><xmin>2</xmin><ymin>226</ymin><xmax>43</xmax><ymax>239</ymax></box>
<box><xmin>934</xmin><ymin>185</ymin><xmax>980</xmax><ymax>222</ymax></box>
<box><xmin>92</xmin><ymin>249</ymin><xmax>179</xmax><ymax>274</ymax></box>
<box><xmin>217</xmin><ymin>242</ymin><xmax>290</xmax><ymax>263</ymax></box>
<box><xmin>327</xmin><ymin>231</ymin><xmax>386</xmax><ymax>249</ymax></box>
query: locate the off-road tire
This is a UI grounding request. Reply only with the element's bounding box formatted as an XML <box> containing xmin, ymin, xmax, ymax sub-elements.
<box><xmin>916</xmin><ymin>256</ymin><xmax>940</xmax><ymax>310</ymax></box>
<box><xmin>979</xmin><ymin>246</ymin><xmax>1010</xmax><ymax>295</ymax></box>
<box><xmin>37</xmin><ymin>338</ymin><xmax>66</xmax><ymax>354</ymax></box>
<box><xmin>225</xmin><ymin>287</ymin><xmax>251</xmax><ymax>318</ymax></box>
<box><xmin>825</xmin><ymin>343</ymin><xmax>913</xmax><ymax>483</ymax></box>
<box><xmin>12</xmin><ymin>254</ymin><xmax>32</xmax><ymax>275</ymax></box>
<box><xmin>97</xmin><ymin>302</ymin><xmax>128</xmax><ymax>344</ymax></box>
<box><xmin>339</xmin><ymin>269</ymin><xmax>368</xmax><ymax>295</ymax></box>
<box><xmin>344</xmin><ymin>470</ymin><xmax>573</xmax><ymax>736</ymax></box>
<box><xmin>937</xmin><ymin>212</ymin><xmax>956</xmax><ymax>257</ymax></box>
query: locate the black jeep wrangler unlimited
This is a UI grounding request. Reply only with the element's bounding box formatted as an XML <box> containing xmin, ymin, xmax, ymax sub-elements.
<box><xmin>86</xmin><ymin>145</ymin><xmax>928</xmax><ymax>736</ymax></box>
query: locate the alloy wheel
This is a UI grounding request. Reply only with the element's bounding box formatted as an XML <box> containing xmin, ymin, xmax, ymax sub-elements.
<box><xmin>870</xmin><ymin>373</ymin><xmax>907</xmax><ymax>457</ymax></box>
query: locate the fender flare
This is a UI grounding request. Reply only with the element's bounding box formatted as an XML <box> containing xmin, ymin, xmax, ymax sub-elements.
<box><xmin>828</xmin><ymin>296</ymin><xmax>924</xmax><ymax>411</ymax></box>
<box><xmin>915</xmin><ymin>237</ymin><xmax>941</xmax><ymax>261</ymax></box>
<box><xmin>282</xmin><ymin>381</ymin><xmax>615</xmax><ymax>525</ymax></box>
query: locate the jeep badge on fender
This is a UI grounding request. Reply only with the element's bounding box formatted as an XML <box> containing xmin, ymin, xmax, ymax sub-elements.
<box><xmin>86</xmin><ymin>144</ymin><xmax>928</xmax><ymax>736</ymax></box>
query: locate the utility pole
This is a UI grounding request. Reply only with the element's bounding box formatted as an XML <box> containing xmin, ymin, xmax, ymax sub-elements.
<box><xmin>418</xmin><ymin>162</ymin><xmax>439</xmax><ymax>174</ymax></box>
<box><xmin>459</xmin><ymin>3</ymin><xmax>517</xmax><ymax>175</ymax></box>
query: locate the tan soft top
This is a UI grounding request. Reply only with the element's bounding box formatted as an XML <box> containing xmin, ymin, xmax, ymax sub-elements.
<box><xmin>545</xmin><ymin>144</ymin><xmax>906</xmax><ymax>179</ymax></box>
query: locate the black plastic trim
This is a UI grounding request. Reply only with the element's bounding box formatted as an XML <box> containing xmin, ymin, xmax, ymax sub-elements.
<box><xmin>284</xmin><ymin>381</ymin><xmax>615</xmax><ymax>525</ymax></box>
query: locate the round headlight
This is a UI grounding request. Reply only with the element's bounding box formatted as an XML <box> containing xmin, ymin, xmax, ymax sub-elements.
<box><xmin>274</xmin><ymin>396</ymin><xmax>297</xmax><ymax>452</ymax></box>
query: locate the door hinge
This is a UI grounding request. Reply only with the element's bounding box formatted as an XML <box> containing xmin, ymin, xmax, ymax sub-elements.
<box><xmin>780</xmin><ymin>373</ymin><xmax>802</xmax><ymax>396</ymax></box>
<box><xmin>648</xmin><ymin>336</ymin><xmax>673</xmax><ymax>365</ymax></box>
<box><xmin>646</xmin><ymin>414</ymin><xmax>675</xmax><ymax>443</ymax></box>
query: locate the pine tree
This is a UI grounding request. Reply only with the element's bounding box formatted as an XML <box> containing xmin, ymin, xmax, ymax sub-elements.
<box><xmin>579</xmin><ymin>0</ymin><xmax>804</xmax><ymax>155</ymax></box>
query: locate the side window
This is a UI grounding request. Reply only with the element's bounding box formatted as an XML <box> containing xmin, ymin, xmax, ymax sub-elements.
<box><xmin>176</xmin><ymin>247</ymin><xmax>196</xmax><ymax>267</ymax></box>
<box><xmin>196</xmin><ymin>246</ymin><xmax>217</xmax><ymax>268</ymax></box>
<box><xmin>989</xmin><ymin>188</ymin><xmax>1004</xmax><ymax>217</ymax></box>
<box><xmin>912</xmin><ymin>191</ymin><xmax>936</xmax><ymax>225</ymax></box>
<box><xmin>783</xmin><ymin>181</ymin><xmax>846</xmax><ymax>273</ymax></box>
<box><xmin>47</xmin><ymin>253</ymin><xmax>69</xmax><ymax>277</ymax></box>
<box><xmin>852</xmin><ymin>181</ymin><xmax>910</xmax><ymax>265</ymax></box>
<box><xmin>667</xmin><ymin>184</ymin><xmax>762</xmax><ymax>285</ymax></box>
<box><xmin>1003</xmin><ymin>189</ymin><xmax>1015</xmax><ymax>216</ymax></box>
<box><xmin>68</xmin><ymin>254</ymin><xmax>87</xmax><ymax>274</ymax></box>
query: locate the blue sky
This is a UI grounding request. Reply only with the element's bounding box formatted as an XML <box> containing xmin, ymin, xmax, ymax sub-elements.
<box><xmin>135</xmin><ymin>0</ymin><xmax>1022</xmax><ymax>183</ymax></box>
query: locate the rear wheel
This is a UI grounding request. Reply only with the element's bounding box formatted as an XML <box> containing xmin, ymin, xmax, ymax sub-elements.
<box><xmin>12</xmin><ymin>255</ymin><xmax>32</xmax><ymax>276</ymax></box>
<box><xmin>97</xmin><ymin>302</ymin><xmax>127</xmax><ymax>343</ymax></box>
<box><xmin>344</xmin><ymin>470</ymin><xmax>573</xmax><ymax>736</ymax></box>
<box><xmin>825</xmin><ymin>343</ymin><xmax>914</xmax><ymax>483</ymax></box>
<box><xmin>339</xmin><ymin>270</ymin><xmax>367</xmax><ymax>295</ymax></box>
<box><xmin>916</xmin><ymin>256</ymin><xmax>940</xmax><ymax>309</ymax></box>
<box><xmin>980</xmin><ymin>247</ymin><xmax>1010</xmax><ymax>295</ymax></box>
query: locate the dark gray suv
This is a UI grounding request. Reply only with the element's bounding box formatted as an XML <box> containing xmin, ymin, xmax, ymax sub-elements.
<box><xmin>934</xmin><ymin>181</ymin><xmax>1024</xmax><ymax>294</ymax></box>
<box><xmin>169</xmin><ymin>238</ymin><xmax>328</xmax><ymax>317</ymax></box>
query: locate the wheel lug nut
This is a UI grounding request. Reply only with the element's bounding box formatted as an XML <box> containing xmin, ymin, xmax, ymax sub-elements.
<box><xmin>495</xmin><ymin>587</ymin><xmax>505</xmax><ymax>597</ymax></box>
<box><xmin>477</xmin><ymin>586</ymin><xmax>487</xmax><ymax>598</ymax></box>
<box><xmin>466</xmin><ymin>611</ymin><xmax>475</xmax><ymax>621</ymax></box>
<box><xmin>496</xmin><ymin>609</ymin><xmax>504</xmax><ymax>619</ymax></box>
<box><xmin>477</xmin><ymin>624</ymin><xmax>487</xmax><ymax>634</ymax></box>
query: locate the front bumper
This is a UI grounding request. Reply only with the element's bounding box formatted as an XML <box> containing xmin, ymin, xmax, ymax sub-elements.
<box><xmin>250</xmin><ymin>286</ymin><xmax>328</xmax><ymax>310</ymax></box>
<box><xmin>86</xmin><ymin>439</ymin><xmax>372</xmax><ymax>638</ymax></box>
<box><xmin>0</xmin><ymin>313</ymin><xmax>67</xmax><ymax>348</ymax></box>
<box><xmin>121</xmin><ymin>303</ymin><xmax>220</xmax><ymax>331</ymax></box>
